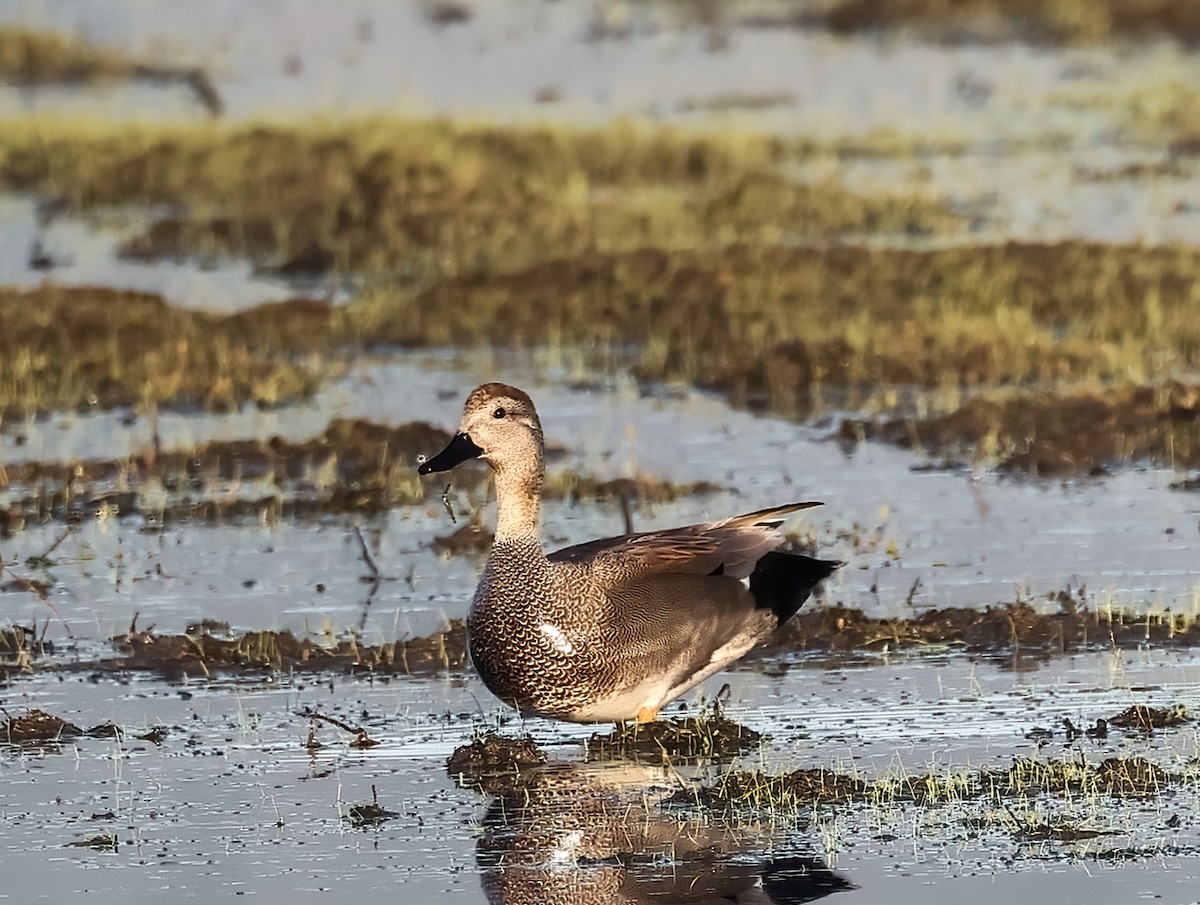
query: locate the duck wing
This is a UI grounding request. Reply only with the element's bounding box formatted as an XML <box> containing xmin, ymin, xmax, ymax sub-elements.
<box><xmin>547</xmin><ymin>501</ymin><xmax>822</xmax><ymax>581</ymax></box>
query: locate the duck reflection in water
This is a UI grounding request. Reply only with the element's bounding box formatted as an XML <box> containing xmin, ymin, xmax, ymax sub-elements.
<box><xmin>462</xmin><ymin>761</ymin><xmax>854</xmax><ymax>905</ymax></box>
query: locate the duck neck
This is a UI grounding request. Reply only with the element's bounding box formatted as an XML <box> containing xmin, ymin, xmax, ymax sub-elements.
<box><xmin>492</xmin><ymin>453</ymin><xmax>544</xmax><ymax>544</ymax></box>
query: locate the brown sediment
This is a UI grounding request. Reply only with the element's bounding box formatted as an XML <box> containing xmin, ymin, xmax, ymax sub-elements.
<box><xmin>819</xmin><ymin>0</ymin><xmax>1200</xmax><ymax>44</ymax></box>
<box><xmin>586</xmin><ymin>710</ymin><xmax>765</xmax><ymax>763</ymax></box>
<box><xmin>757</xmin><ymin>600</ymin><xmax>1200</xmax><ymax>659</ymax></box>
<box><xmin>344</xmin><ymin>786</ymin><xmax>401</xmax><ymax>826</ymax></box>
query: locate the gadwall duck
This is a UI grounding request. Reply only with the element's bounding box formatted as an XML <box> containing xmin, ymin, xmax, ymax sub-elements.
<box><xmin>419</xmin><ymin>383</ymin><xmax>840</xmax><ymax>723</ymax></box>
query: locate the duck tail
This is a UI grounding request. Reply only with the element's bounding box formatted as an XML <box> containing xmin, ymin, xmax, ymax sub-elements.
<box><xmin>749</xmin><ymin>551</ymin><xmax>841</xmax><ymax>624</ymax></box>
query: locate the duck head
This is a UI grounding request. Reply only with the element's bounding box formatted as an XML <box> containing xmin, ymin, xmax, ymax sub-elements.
<box><xmin>418</xmin><ymin>383</ymin><xmax>544</xmax><ymax>475</ymax></box>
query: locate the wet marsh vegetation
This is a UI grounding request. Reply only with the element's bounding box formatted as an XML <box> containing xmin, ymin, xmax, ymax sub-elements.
<box><xmin>3</xmin><ymin>176</ymin><xmax>1200</xmax><ymax>472</ymax></box>
<box><xmin>2</xmin><ymin>2</ymin><xmax>1200</xmax><ymax>902</ymax></box>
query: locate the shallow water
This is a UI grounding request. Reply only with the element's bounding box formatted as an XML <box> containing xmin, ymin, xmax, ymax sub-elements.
<box><xmin>0</xmin><ymin>195</ymin><xmax>317</xmax><ymax>312</ymax></box>
<box><xmin>4</xmin><ymin>354</ymin><xmax>1197</xmax><ymax>646</ymax></box>
<box><xmin>4</xmin><ymin>650</ymin><xmax>1200</xmax><ymax>903</ymax></box>
<box><xmin>3</xmin><ymin>355</ymin><xmax>1199</xmax><ymax>899</ymax></box>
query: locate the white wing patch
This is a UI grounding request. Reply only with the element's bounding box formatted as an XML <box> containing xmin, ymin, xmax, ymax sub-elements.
<box><xmin>539</xmin><ymin>623</ymin><xmax>576</xmax><ymax>656</ymax></box>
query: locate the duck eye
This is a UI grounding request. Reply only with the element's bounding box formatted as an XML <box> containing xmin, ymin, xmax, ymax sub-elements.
<box><xmin>492</xmin><ymin>406</ymin><xmax>506</xmax><ymax>419</ymax></box>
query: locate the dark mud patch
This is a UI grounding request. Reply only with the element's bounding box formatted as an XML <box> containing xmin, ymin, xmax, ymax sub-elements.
<box><xmin>447</xmin><ymin>733</ymin><xmax>547</xmax><ymax>793</ymax></box>
<box><xmin>99</xmin><ymin>618</ymin><xmax>470</xmax><ymax>680</ymax></box>
<box><xmin>842</xmin><ymin>381</ymin><xmax>1200</xmax><ymax>475</ymax></box>
<box><xmin>0</xmin><ymin>415</ymin><xmax>715</xmax><ymax>530</ymax></box>
<box><xmin>0</xmin><ymin>286</ymin><xmax>329</xmax><ymax>418</ymax></box>
<box><xmin>758</xmin><ymin>600</ymin><xmax>1200</xmax><ymax>662</ymax></box>
<box><xmin>9</xmin><ymin>599</ymin><xmax>1200</xmax><ymax>681</ymax></box>
<box><xmin>701</xmin><ymin>755</ymin><xmax>1177</xmax><ymax>812</ymax></box>
<box><xmin>820</xmin><ymin>0</ymin><xmax>1200</xmax><ymax>44</ymax></box>
<box><xmin>585</xmin><ymin>710</ymin><xmax>764</xmax><ymax>763</ymax></box>
<box><xmin>0</xmin><ymin>417</ymin><xmax>451</xmax><ymax>528</ymax></box>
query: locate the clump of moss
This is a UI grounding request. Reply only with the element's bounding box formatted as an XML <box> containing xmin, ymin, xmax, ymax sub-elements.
<box><xmin>706</xmin><ymin>767</ymin><xmax>868</xmax><ymax>809</ymax></box>
<box><xmin>1109</xmin><ymin>703</ymin><xmax>1192</xmax><ymax>730</ymax></box>
<box><xmin>447</xmin><ymin>733</ymin><xmax>547</xmax><ymax>793</ymax></box>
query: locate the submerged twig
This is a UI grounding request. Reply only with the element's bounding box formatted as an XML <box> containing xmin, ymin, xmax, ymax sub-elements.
<box><xmin>441</xmin><ymin>484</ymin><xmax>457</xmax><ymax>524</ymax></box>
<box><xmin>353</xmin><ymin>527</ymin><xmax>381</xmax><ymax>580</ymax></box>
<box><xmin>298</xmin><ymin>707</ymin><xmax>379</xmax><ymax>748</ymax></box>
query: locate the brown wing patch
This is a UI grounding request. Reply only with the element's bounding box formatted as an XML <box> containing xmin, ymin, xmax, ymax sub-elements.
<box><xmin>547</xmin><ymin>501</ymin><xmax>823</xmax><ymax>583</ymax></box>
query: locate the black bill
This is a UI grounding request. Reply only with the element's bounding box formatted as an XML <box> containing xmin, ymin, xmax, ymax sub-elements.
<box><xmin>418</xmin><ymin>432</ymin><xmax>484</xmax><ymax>474</ymax></box>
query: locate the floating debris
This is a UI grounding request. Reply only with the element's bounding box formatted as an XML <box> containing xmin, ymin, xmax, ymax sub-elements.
<box><xmin>66</xmin><ymin>834</ymin><xmax>118</xmax><ymax>852</ymax></box>
<box><xmin>301</xmin><ymin>708</ymin><xmax>380</xmax><ymax>749</ymax></box>
<box><xmin>344</xmin><ymin>786</ymin><xmax>400</xmax><ymax>827</ymax></box>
